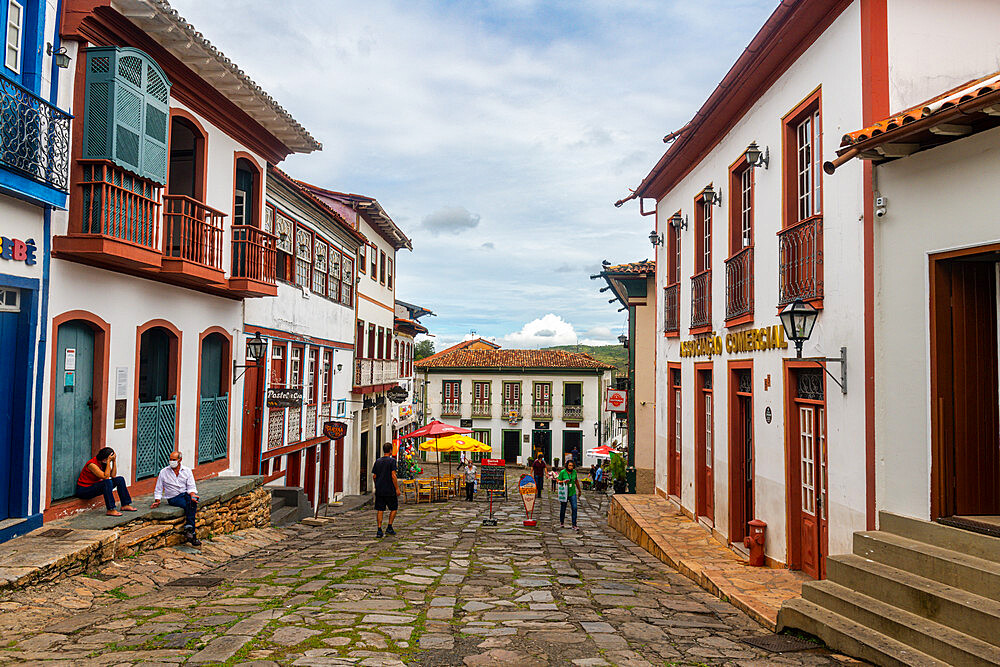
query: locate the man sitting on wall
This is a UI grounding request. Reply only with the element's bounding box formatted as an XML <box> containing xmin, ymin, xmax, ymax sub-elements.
<box><xmin>150</xmin><ymin>451</ymin><xmax>201</xmax><ymax>546</ymax></box>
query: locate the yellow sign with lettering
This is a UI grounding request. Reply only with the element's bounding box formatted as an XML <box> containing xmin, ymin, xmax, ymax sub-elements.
<box><xmin>679</xmin><ymin>325</ymin><xmax>788</xmax><ymax>359</ymax></box>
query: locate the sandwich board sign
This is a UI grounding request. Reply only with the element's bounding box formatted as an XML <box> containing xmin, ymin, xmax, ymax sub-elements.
<box><xmin>519</xmin><ymin>474</ymin><xmax>537</xmax><ymax>527</ymax></box>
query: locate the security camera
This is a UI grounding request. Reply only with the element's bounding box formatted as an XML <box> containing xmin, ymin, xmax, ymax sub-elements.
<box><xmin>875</xmin><ymin>196</ymin><xmax>887</xmax><ymax>218</ymax></box>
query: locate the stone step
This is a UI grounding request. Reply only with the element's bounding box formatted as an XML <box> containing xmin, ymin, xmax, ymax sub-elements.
<box><xmin>802</xmin><ymin>580</ymin><xmax>1000</xmax><ymax>666</ymax></box>
<box><xmin>854</xmin><ymin>530</ymin><xmax>1000</xmax><ymax>602</ymax></box>
<box><xmin>270</xmin><ymin>505</ymin><xmax>300</xmax><ymax>527</ymax></box>
<box><xmin>777</xmin><ymin>597</ymin><xmax>947</xmax><ymax>667</ymax></box>
<box><xmin>879</xmin><ymin>511</ymin><xmax>1000</xmax><ymax>565</ymax></box>
<box><xmin>827</xmin><ymin>554</ymin><xmax>1000</xmax><ymax>646</ymax></box>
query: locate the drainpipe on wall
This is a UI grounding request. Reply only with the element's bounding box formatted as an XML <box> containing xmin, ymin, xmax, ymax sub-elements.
<box><xmin>626</xmin><ymin>303</ymin><xmax>637</xmax><ymax>494</ymax></box>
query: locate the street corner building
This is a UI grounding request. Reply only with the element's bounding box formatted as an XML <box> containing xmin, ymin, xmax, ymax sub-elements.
<box><xmin>615</xmin><ymin>0</ymin><xmax>1000</xmax><ymax>663</ymax></box>
<box><xmin>42</xmin><ymin>0</ymin><xmax>320</xmax><ymax>521</ymax></box>
<box><xmin>415</xmin><ymin>341</ymin><xmax>615</xmax><ymax>467</ymax></box>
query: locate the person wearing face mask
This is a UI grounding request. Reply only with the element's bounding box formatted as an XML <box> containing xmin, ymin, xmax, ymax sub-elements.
<box><xmin>150</xmin><ymin>450</ymin><xmax>201</xmax><ymax>545</ymax></box>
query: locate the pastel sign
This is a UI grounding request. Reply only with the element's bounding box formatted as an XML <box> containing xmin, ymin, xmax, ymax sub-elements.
<box><xmin>0</xmin><ymin>237</ymin><xmax>37</xmax><ymax>266</ymax></box>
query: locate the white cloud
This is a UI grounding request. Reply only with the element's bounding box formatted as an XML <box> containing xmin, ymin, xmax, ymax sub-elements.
<box><xmin>503</xmin><ymin>314</ymin><xmax>578</xmax><ymax>348</ymax></box>
<box><xmin>420</xmin><ymin>206</ymin><xmax>481</xmax><ymax>236</ymax></box>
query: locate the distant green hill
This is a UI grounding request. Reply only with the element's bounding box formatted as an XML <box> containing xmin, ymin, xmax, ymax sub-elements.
<box><xmin>544</xmin><ymin>344</ymin><xmax>627</xmax><ymax>375</ymax></box>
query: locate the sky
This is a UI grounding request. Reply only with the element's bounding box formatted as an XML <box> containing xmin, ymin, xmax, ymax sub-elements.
<box><xmin>170</xmin><ymin>0</ymin><xmax>776</xmax><ymax>350</ymax></box>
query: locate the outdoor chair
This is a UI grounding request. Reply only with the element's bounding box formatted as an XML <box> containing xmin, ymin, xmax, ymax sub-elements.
<box><xmin>416</xmin><ymin>480</ymin><xmax>434</xmax><ymax>503</ymax></box>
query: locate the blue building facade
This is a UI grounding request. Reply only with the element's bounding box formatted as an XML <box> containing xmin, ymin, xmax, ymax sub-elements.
<box><xmin>0</xmin><ymin>0</ymin><xmax>70</xmax><ymax>541</ymax></box>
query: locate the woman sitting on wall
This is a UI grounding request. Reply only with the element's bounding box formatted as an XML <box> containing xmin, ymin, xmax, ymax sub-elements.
<box><xmin>76</xmin><ymin>447</ymin><xmax>137</xmax><ymax>516</ymax></box>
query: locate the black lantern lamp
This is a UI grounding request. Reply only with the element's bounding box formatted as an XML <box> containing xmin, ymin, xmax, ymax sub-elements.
<box><xmin>668</xmin><ymin>213</ymin><xmax>688</xmax><ymax>230</ymax></box>
<box><xmin>234</xmin><ymin>332</ymin><xmax>267</xmax><ymax>384</ymax></box>
<box><xmin>745</xmin><ymin>141</ymin><xmax>769</xmax><ymax>169</ymax></box>
<box><xmin>649</xmin><ymin>230</ymin><xmax>664</xmax><ymax>246</ymax></box>
<box><xmin>47</xmin><ymin>43</ymin><xmax>71</xmax><ymax>69</ymax></box>
<box><xmin>779</xmin><ymin>299</ymin><xmax>818</xmax><ymax>358</ymax></box>
<box><xmin>701</xmin><ymin>184</ymin><xmax>722</xmax><ymax>207</ymax></box>
<box><xmin>618</xmin><ymin>334</ymin><xmax>629</xmax><ymax>350</ymax></box>
<box><xmin>779</xmin><ymin>299</ymin><xmax>848</xmax><ymax>394</ymax></box>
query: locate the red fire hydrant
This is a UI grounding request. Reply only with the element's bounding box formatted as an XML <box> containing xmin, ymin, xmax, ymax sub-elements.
<box><xmin>743</xmin><ymin>519</ymin><xmax>767</xmax><ymax>567</ymax></box>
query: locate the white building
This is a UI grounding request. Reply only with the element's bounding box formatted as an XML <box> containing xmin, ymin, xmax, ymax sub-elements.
<box><xmin>618</xmin><ymin>0</ymin><xmax>1000</xmax><ymax>579</ymax></box>
<box><xmin>298</xmin><ymin>184</ymin><xmax>412</xmax><ymax>495</ymax></box>
<box><xmin>240</xmin><ymin>167</ymin><xmax>365</xmax><ymax>505</ymax></box>
<box><xmin>415</xmin><ymin>340</ymin><xmax>614</xmax><ymax>466</ymax></box>
<box><xmin>44</xmin><ymin>0</ymin><xmax>318</xmax><ymax>519</ymax></box>
<box><xmin>394</xmin><ymin>300</ymin><xmax>433</xmax><ymax>437</ymax></box>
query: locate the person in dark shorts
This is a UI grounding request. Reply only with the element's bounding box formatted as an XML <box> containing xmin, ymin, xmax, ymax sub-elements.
<box><xmin>531</xmin><ymin>452</ymin><xmax>547</xmax><ymax>498</ymax></box>
<box><xmin>371</xmin><ymin>442</ymin><xmax>400</xmax><ymax>538</ymax></box>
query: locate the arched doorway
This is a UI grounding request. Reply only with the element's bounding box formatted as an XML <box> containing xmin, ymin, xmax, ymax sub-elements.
<box><xmin>198</xmin><ymin>331</ymin><xmax>230</xmax><ymax>464</ymax></box>
<box><xmin>52</xmin><ymin>320</ymin><xmax>98</xmax><ymax>500</ymax></box>
<box><xmin>136</xmin><ymin>325</ymin><xmax>178</xmax><ymax>479</ymax></box>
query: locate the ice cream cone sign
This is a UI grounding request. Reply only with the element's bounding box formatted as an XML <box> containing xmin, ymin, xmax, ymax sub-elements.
<box><xmin>519</xmin><ymin>474</ymin><xmax>537</xmax><ymax>527</ymax></box>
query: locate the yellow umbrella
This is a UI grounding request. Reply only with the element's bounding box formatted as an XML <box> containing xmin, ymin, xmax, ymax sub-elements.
<box><xmin>435</xmin><ymin>434</ymin><xmax>491</xmax><ymax>452</ymax></box>
<box><xmin>418</xmin><ymin>439</ymin><xmax>456</xmax><ymax>451</ymax></box>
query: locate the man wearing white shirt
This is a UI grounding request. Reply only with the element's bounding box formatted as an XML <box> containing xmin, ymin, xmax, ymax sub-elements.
<box><xmin>150</xmin><ymin>451</ymin><xmax>201</xmax><ymax>546</ymax></box>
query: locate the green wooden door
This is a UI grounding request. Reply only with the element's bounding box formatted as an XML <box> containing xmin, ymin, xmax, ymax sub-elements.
<box><xmin>53</xmin><ymin>322</ymin><xmax>95</xmax><ymax>500</ymax></box>
<box><xmin>198</xmin><ymin>335</ymin><xmax>228</xmax><ymax>464</ymax></box>
<box><xmin>137</xmin><ymin>328</ymin><xmax>174</xmax><ymax>479</ymax></box>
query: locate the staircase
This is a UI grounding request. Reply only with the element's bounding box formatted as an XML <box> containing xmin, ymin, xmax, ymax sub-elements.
<box><xmin>778</xmin><ymin>511</ymin><xmax>1000</xmax><ymax>666</ymax></box>
<box><xmin>269</xmin><ymin>487</ymin><xmax>313</xmax><ymax>526</ymax></box>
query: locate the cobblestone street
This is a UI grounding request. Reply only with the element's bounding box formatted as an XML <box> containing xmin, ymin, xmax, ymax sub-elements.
<box><xmin>0</xmin><ymin>485</ymin><xmax>860</xmax><ymax>666</ymax></box>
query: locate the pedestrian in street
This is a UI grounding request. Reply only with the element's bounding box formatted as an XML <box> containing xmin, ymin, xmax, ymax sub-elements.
<box><xmin>461</xmin><ymin>458</ymin><xmax>477</xmax><ymax>501</ymax></box>
<box><xmin>76</xmin><ymin>447</ymin><xmax>137</xmax><ymax>516</ymax></box>
<box><xmin>557</xmin><ymin>459</ymin><xmax>583</xmax><ymax>531</ymax></box>
<box><xmin>151</xmin><ymin>451</ymin><xmax>201</xmax><ymax>546</ymax></box>
<box><xmin>531</xmin><ymin>451</ymin><xmax>547</xmax><ymax>498</ymax></box>
<box><xmin>372</xmin><ymin>442</ymin><xmax>400</xmax><ymax>538</ymax></box>
<box><xmin>572</xmin><ymin>446</ymin><xmax>581</xmax><ymax>468</ymax></box>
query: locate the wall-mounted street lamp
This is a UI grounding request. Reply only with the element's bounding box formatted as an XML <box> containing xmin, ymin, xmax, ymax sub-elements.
<box><xmin>745</xmin><ymin>141</ymin><xmax>769</xmax><ymax>170</ymax></box>
<box><xmin>779</xmin><ymin>299</ymin><xmax>847</xmax><ymax>394</ymax></box>
<box><xmin>649</xmin><ymin>230</ymin><xmax>664</xmax><ymax>246</ymax></box>
<box><xmin>233</xmin><ymin>332</ymin><xmax>268</xmax><ymax>384</ymax></box>
<box><xmin>47</xmin><ymin>43</ymin><xmax>71</xmax><ymax>69</ymax></box>
<box><xmin>668</xmin><ymin>213</ymin><xmax>688</xmax><ymax>230</ymax></box>
<box><xmin>618</xmin><ymin>334</ymin><xmax>629</xmax><ymax>350</ymax></box>
<box><xmin>701</xmin><ymin>184</ymin><xmax>722</xmax><ymax>207</ymax></box>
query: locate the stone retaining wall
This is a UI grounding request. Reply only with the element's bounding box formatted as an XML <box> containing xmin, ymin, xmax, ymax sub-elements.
<box><xmin>115</xmin><ymin>486</ymin><xmax>271</xmax><ymax>557</ymax></box>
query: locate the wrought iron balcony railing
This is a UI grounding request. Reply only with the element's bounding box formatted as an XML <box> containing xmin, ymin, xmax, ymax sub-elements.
<box><xmin>725</xmin><ymin>246</ymin><xmax>753</xmax><ymax>321</ymax></box>
<box><xmin>532</xmin><ymin>403</ymin><xmax>553</xmax><ymax>420</ymax></box>
<box><xmin>163</xmin><ymin>194</ymin><xmax>225</xmax><ymax>270</ymax></box>
<box><xmin>502</xmin><ymin>402</ymin><xmax>522</xmax><ymax>421</ymax></box>
<box><xmin>0</xmin><ymin>75</ymin><xmax>71</xmax><ymax>193</ymax></box>
<box><xmin>691</xmin><ymin>269</ymin><xmax>712</xmax><ymax>329</ymax></box>
<box><xmin>562</xmin><ymin>405</ymin><xmax>584</xmax><ymax>421</ymax></box>
<box><xmin>664</xmin><ymin>283</ymin><xmax>679</xmax><ymax>333</ymax></box>
<box><xmin>778</xmin><ymin>216</ymin><xmax>823</xmax><ymax>305</ymax></box>
<box><xmin>441</xmin><ymin>400</ymin><xmax>461</xmax><ymax>417</ymax></box>
<box><xmin>472</xmin><ymin>402</ymin><xmax>491</xmax><ymax>418</ymax></box>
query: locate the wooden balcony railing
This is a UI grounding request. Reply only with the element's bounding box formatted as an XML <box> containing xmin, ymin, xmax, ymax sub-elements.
<box><xmin>691</xmin><ymin>269</ymin><xmax>712</xmax><ymax>329</ymax></box>
<box><xmin>472</xmin><ymin>402</ymin><xmax>491</xmax><ymax>418</ymax></box>
<box><xmin>664</xmin><ymin>283</ymin><xmax>679</xmax><ymax>333</ymax></box>
<box><xmin>502</xmin><ymin>402</ymin><xmax>522</xmax><ymax>421</ymax></box>
<box><xmin>562</xmin><ymin>405</ymin><xmax>584</xmax><ymax>421</ymax></box>
<box><xmin>231</xmin><ymin>224</ymin><xmax>277</xmax><ymax>283</ymax></box>
<box><xmin>353</xmin><ymin>358</ymin><xmax>399</xmax><ymax>388</ymax></box>
<box><xmin>725</xmin><ymin>246</ymin><xmax>753</xmax><ymax>321</ymax></box>
<box><xmin>778</xmin><ymin>216</ymin><xmax>823</xmax><ymax>305</ymax></box>
<box><xmin>532</xmin><ymin>403</ymin><xmax>553</xmax><ymax>420</ymax></box>
<box><xmin>162</xmin><ymin>194</ymin><xmax>225</xmax><ymax>270</ymax></box>
<box><xmin>79</xmin><ymin>160</ymin><xmax>160</xmax><ymax>249</ymax></box>
<box><xmin>442</xmin><ymin>400</ymin><xmax>461</xmax><ymax>417</ymax></box>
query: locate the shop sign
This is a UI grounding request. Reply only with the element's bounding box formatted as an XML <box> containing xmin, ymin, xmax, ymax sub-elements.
<box><xmin>0</xmin><ymin>236</ymin><xmax>37</xmax><ymax>266</ymax></box>
<box><xmin>398</xmin><ymin>404</ymin><xmax>414</xmax><ymax>419</ymax></box>
<box><xmin>387</xmin><ymin>386</ymin><xmax>409</xmax><ymax>403</ymax></box>
<box><xmin>606</xmin><ymin>388</ymin><xmax>627</xmax><ymax>413</ymax></box>
<box><xmin>266</xmin><ymin>387</ymin><xmax>302</xmax><ymax>408</ymax></box>
<box><xmin>680</xmin><ymin>324</ymin><xmax>789</xmax><ymax>359</ymax></box>
<box><xmin>323</xmin><ymin>420</ymin><xmax>348</xmax><ymax>439</ymax></box>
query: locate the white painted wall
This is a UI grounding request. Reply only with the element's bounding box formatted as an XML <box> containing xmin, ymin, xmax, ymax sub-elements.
<box><xmin>653</xmin><ymin>4</ymin><xmax>867</xmax><ymax>563</ymax></box>
<box><xmin>873</xmin><ymin>124</ymin><xmax>1000</xmax><ymax>520</ymax></box>
<box><xmin>887</xmin><ymin>0</ymin><xmax>1000</xmax><ymax>114</ymax></box>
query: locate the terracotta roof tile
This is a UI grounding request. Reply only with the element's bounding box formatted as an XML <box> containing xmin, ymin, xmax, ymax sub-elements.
<box><xmin>605</xmin><ymin>260</ymin><xmax>655</xmax><ymax>275</ymax></box>
<box><xmin>416</xmin><ymin>348</ymin><xmax>615</xmax><ymax>371</ymax></box>
<box><xmin>841</xmin><ymin>70</ymin><xmax>1000</xmax><ymax>147</ymax></box>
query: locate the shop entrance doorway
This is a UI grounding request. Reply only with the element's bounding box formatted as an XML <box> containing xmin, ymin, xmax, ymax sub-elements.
<box><xmin>729</xmin><ymin>364</ymin><xmax>754</xmax><ymax>544</ymax></box>
<box><xmin>930</xmin><ymin>252</ymin><xmax>1000</xmax><ymax>525</ymax></box>
<box><xmin>786</xmin><ymin>365</ymin><xmax>828</xmax><ymax>580</ymax></box>
<box><xmin>502</xmin><ymin>429</ymin><xmax>520</xmax><ymax>464</ymax></box>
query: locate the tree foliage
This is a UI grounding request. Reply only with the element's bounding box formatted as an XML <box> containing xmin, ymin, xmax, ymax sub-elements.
<box><xmin>414</xmin><ymin>339</ymin><xmax>435</xmax><ymax>361</ymax></box>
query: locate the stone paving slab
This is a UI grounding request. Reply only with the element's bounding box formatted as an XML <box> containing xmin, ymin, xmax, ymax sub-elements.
<box><xmin>608</xmin><ymin>493</ymin><xmax>810</xmax><ymax>630</ymax></box>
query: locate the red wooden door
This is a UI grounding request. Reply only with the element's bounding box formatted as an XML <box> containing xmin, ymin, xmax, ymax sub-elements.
<box><xmin>320</xmin><ymin>442</ymin><xmax>330</xmax><ymax>505</ymax></box>
<box><xmin>695</xmin><ymin>369</ymin><xmax>714</xmax><ymax>522</ymax></box>
<box><xmin>704</xmin><ymin>386</ymin><xmax>714</xmax><ymax>522</ymax></box>
<box><xmin>334</xmin><ymin>438</ymin><xmax>344</xmax><ymax>493</ymax></box>
<box><xmin>304</xmin><ymin>445</ymin><xmax>317</xmax><ymax>504</ymax></box>
<box><xmin>240</xmin><ymin>363</ymin><xmax>264</xmax><ymax>475</ymax></box>
<box><xmin>796</xmin><ymin>400</ymin><xmax>827</xmax><ymax>579</ymax></box>
<box><xmin>669</xmin><ymin>369</ymin><xmax>682</xmax><ymax>497</ymax></box>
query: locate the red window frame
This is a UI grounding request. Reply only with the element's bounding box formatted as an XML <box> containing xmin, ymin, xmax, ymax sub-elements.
<box><xmin>322</xmin><ymin>349</ymin><xmax>333</xmax><ymax>405</ymax></box>
<box><xmin>667</xmin><ymin>209</ymin><xmax>682</xmax><ymax>286</ymax></box>
<box><xmin>270</xmin><ymin>341</ymin><xmax>286</xmax><ymax>387</ymax></box>
<box><xmin>308</xmin><ymin>348</ymin><xmax>319</xmax><ymax>404</ymax></box>
<box><xmin>379</xmin><ymin>250</ymin><xmax>387</xmax><ymax>285</ymax></box>
<box><xmin>358</xmin><ymin>243</ymin><xmax>366</xmax><ymax>274</ymax></box>
<box><xmin>694</xmin><ymin>193</ymin><xmax>712</xmax><ymax>273</ymax></box>
<box><xmin>387</xmin><ymin>258</ymin><xmax>393</xmax><ymax>289</ymax></box>
<box><xmin>370</xmin><ymin>242</ymin><xmax>378</xmax><ymax>276</ymax></box>
<box><xmin>782</xmin><ymin>88</ymin><xmax>823</xmax><ymax>229</ymax></box>
<box><xmin>367</xmin><ymin>324</ymin><xmax>376</xmax><ymax>360</ymax></box>
<box><xmin>356</xmin><ymin>320</ymin><xmax>365</xmax><ymax>359</ymax></box>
